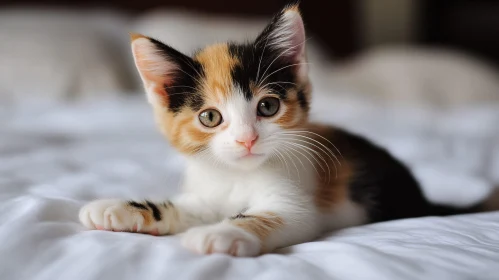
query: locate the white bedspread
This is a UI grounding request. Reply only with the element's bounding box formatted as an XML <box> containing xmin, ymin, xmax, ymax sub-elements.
<box><xmin>1</xmin><ymin>92</ymin><xmax>499</xmax><ymax>280</ymax></box>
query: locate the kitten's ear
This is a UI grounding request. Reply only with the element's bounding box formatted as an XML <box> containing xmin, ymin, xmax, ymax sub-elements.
<box><xmin>130</xmin><ymin>33</ymin><xmax>195</xmax><ymax>105</ymax></box>
<box><xmin>255</xmin><ymin>4</ymin><xmax>306</xmax><ymax>63</ymax></box>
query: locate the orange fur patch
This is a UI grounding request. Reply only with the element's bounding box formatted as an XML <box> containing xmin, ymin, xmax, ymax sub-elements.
<box><xmin>232</xmin><ymin>212</ymin><xmax>284</xmax><ymax>241</ymax></box>
<box><xmin>194</xmin><ymin>44</ymin><xmax>239</xmax><ymax>102</ymax></box>
<box><xmin>275</xmin><ymin>90</ymin><xmax>308</xmax><ymax>128</ymax></box>
<box><xmin>138</xmin><ymin>209</ymin><xmax>154</xmax><ymax>226</ymax></box>
<box><xmin>125</xmin><ymin>204</ymin><xmax>154</xmax><ymax>227</ymax></box>
<box><xmin>152</xmin><ymin>105</ymin><xmax>212</xmax><ymax>155</ymax></box>
<box><xmin>276</xmin><ymin>100</ymin><xmax>297</xmax><ymax>127</ymax></box>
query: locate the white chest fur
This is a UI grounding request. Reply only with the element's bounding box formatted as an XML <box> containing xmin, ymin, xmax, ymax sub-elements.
<box><xmin>182</xmin><ymin>158</ymin><xmax>317</xmax><ymax>215</ymax></box>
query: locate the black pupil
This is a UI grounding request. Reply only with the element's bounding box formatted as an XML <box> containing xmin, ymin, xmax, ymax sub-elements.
<box><xmin>208</xmin><ymin>111</ymin><xmax>214</xmax><ymax>122</ymax></box>
<box><xmin>259</xmin><ymin>98</ymin><xmax>278</xmax><ymax>116</ymax></box>
<box><xmin>261</xmin><ymin>100</ymin><xmax>272</xmax><ymax>113</ymax></box>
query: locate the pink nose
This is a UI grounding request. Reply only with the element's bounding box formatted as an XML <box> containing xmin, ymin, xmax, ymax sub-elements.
<box><xmin>236</xmin><ymin>135</ymin><xmax>258</xmax><ymax>149</ymax></box>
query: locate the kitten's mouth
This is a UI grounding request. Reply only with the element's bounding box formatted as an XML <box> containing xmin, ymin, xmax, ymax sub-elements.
<box><xmin>240</xmin><ymin>152</ymin><xmax>264</xmax><ymax>159</ymax></box>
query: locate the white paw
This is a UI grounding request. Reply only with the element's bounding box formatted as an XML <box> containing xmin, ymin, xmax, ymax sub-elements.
<box><xmin>181</xmin><ymin>223</ymin><xmax>261</xmax><ymax>257</ymax></box>
<box><xmin>79</xmin><ymin>199</ymin><xmax>160</xmax><ymax>235</ymax></box>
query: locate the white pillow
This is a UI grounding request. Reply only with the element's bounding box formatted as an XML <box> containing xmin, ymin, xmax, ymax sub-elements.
<box><xmin>330</xmin><ymin>47</ymin><xmax>499</xmax><ymax>108</ymax></box>
<box><xmin>133</xmin><ymin>10</ymin><xmax>267</xmax><ymax>54</ymax></box>
<box><xmin>0</xmin><ymin>8</ymin><xmax>133</xmax><ymax>102</ymax></box>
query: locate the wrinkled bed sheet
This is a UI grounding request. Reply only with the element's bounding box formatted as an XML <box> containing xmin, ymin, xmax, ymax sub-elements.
<box><xmin>1</xmin><ymin>91</ymin><xmax>499</xmax><ymax>280</ymax></box>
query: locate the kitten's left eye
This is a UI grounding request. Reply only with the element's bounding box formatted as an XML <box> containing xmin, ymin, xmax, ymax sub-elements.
<box><xmin>199</xmin><ymin>109</ymin><xmax>223</xmax><ymax>128</ymax></box>
<box><xmin>257</xmin><ymin>97</ymin><xmax>280</xmax><ymax>117</ymax></box>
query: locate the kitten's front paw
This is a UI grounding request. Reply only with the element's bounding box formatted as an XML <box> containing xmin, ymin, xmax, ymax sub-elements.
<box><xmin>181</xmin><ymin>223</ymin><xmax>261</xmax><ymax>257</ymax></box>
<box><xmin>79</xmin><ymin>199</ymin><xmax>164</xmax><ymax>235</ymax></box>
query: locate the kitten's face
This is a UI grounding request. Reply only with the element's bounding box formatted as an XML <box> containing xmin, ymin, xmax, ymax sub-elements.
<box><xmin>132</xmin><ymin>5</ymin><xmax>310</xmax><ymax>170</ymax></box>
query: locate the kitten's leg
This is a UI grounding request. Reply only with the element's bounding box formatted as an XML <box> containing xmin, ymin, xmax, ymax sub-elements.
<box><xmin>181</xmin><ymin>199</ymin><xmax>319</xmax><ymax>256</ymax></box>
<box><xmin>79</xmin><ymin>194</ymin><xmax>217</xmax><ymax>235</ymax></box>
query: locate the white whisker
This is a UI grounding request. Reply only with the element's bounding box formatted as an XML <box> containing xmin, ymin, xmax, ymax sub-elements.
<box><xmin>262</xmin><ymin>81</ymin><xmax>297</xmax><ymax>89</ymax></box>
<box><xmin>284</xmin><ymin>141</ymin><xmax>328</xmax><ymax>174</ymax></box>
<box><xmin>287</xmin><ymin>130</ymin><xmax>343</xmax><ymax>158</ymax></box>
<box><xmin>282</xmin><ymin>131</ymin><xmax>342</xmax><ymax>167</ymax></box>
<box><xmin>255</xmin><ymin>37</ymin><xmax>270</xmax><ymax>83</ymax></box>
<box><xmin>257</xmin><ymin>38</ymin><xmax>310</xmax><ymax>87</ymax></box>
<box><xmin>274</xmin><ymin>148</ymin><xmax>291</xmax><ymax>179</ymax></box>
<box><xmin>175</xmin><ymin>67</ymin><xmax>203</xmax><ymax>86</ymax></box>
<box><xmin>278</xmin><ymin>133</ymin><xmax>339</xmax><ymax>179</ymax></box>
<box><xmin>288</xmin><ymin>141</ymin><xmax>333</xmax><ymax>182</ymax></box>
<box><xmin>268</xmin><ymin>133</ymin><xmax>337</xmax><ymax>182</ymax></box>
<box><xmin>278</xmin><ymin>146</ymin><xmax>301</xmax><ymax>183</ymax></box>
<box><xmin>258</xmin><ymin>62</ymin><xmax>311</xmax><ymax>88</ymax></box>
<box><xmin>183</xmin><ymin>58</ymin><xmax>203</xmax><ymax>79</ymax></box>
<box><xmin>279</xmin><ymin>142</ymin><xmax>321</xmax><ymax>178</ymax></box>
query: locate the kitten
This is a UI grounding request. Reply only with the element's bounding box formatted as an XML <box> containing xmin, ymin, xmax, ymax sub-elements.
<box><xmin>79</xmin><ymin>4</ymin><xmax>499</xmax><ymax>257</ymax></box>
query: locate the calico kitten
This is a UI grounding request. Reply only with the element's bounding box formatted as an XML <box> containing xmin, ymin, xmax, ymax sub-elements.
<box><xmin>79</xmin><ymin>4</ymin><xmax>499</xmax><ymax>256</ymax></box>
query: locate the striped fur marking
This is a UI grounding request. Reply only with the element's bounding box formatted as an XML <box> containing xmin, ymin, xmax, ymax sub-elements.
<box><xmin>145</xmin><ymin>201</ymin><xmax>162</xmax><ymax>221</ymax></box>
<box><xmin>128</xmin><ymin>201</ymin><xmax>148</xmax><ymax>210</ymax></box>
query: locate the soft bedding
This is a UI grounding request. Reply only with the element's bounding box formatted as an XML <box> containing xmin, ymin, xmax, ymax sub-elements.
<box><xmin>1</xmin><ymin>90</ymin><xmax>499</xmax><ymax>280</ymax></box>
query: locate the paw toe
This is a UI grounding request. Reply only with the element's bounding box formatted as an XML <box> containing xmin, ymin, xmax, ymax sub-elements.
<box><xmin>79</xmin><ymin>199</ymin><xmax>168</xmax><ymax>236</ymax></box>
<box><xmin>181</xmin><ymin>224</ymin><xmax>260</xmax><ymax>257</ymax></box>
<box><xmin>79</xmin><ymin>199</ymin><xmax>130</xmax><ymax>231</ymax></box>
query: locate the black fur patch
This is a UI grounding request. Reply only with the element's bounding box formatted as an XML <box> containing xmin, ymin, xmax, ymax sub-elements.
<box><xmin>149</xmin><ymin>38</ymin><xmax>205</xmax><ymax>113</ymax></box>
<box><xmin>327</xmin><ymin>128</ymin><xmax>482</xmax><ymax>223</ymax></box>
<box><xmin>227</xmin><ymin>44</ymin><xmax>256</xmax><ymax>100</ymax></box>
<box><xmin>145</xmin><ymin>200</ymin><xmax>162</xmax><ymax>221</ymax></box>
<box><xmin>228</xmin><ymin>42</ymin><xmax>297</xmax><ymax>101</ymax></box>
<box><xmin>128</xmin><ymin>201</ymin><xmax>148</xmax><ymax>210</ymax></box>
<box><xmin>296</xmin><ymin>89</ymin><xmax>308</xmax><ymax>109</ymax></box>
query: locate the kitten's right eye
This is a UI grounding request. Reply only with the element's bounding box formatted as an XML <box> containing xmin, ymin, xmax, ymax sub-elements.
<box><xmin>199</xmin><ymin>109</ymin><xmax>223</xmax><ymax>128</ymax></box>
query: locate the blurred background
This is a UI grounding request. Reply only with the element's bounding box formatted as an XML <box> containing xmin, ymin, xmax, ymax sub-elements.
<box><xmin>0</xmin><ymin>0</ymin><xmax>498</xmax><ymax>107</ymax></box>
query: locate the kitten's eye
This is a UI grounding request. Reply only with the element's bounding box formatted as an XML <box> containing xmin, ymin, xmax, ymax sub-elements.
<box><xmin>199</xmin><ymin>109</ymin><xmax>223</xmax><ymax>128</ymax></box>
<box><xmin>257</xmin><ymin>97</ymin><xmax>280</xmax><ymax>117</ymax></box>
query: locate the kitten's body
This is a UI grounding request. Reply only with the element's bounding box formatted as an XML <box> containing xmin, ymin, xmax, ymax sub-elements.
<box><xmin>79</xmin><ymin>4</ymin><xmax>498</xmax><ymax>256</ymax></box>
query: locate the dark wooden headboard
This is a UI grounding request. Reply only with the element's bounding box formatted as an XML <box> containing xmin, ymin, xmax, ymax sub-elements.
<box><xmin>420</xmin><ymin>0</ymin><xmax>499</xmax><ymax>66</ymax></box>
<box><xmin>2</xmin><ymin>0</ymin><xmax>499</xmax><ymax>66</ymax></box>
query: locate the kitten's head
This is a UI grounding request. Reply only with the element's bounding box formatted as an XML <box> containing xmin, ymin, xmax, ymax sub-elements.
<box><xmin>131</xmin><ymin>4</ymin><xmax>310</xmax><ymax>170</ymax></box>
